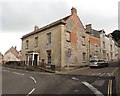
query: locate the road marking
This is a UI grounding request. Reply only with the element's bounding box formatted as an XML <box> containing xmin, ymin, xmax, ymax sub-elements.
<box><xmin>82</xmin><ymin>81</ymin><xmax>104</xmax><ymax>96</ymax></box>
<box><xmin>27</xmin><ymin>88</ymin><xmax>35</xmax><ymax>96</ymax></box>
<box><xmin>2</xmin><ymin>70</ymin><xmax>10</xmax><ymax>72</ymax></box>
<box><xmin>91</xmin><ymin>73</ymin><xmax>98</xmax><ymax>76</ymax></box>
<box><xmin>107</xmin><ymin>73</ymin><xmax>112</xmax><ymax>76</ymax></box>
<box><xmin>30</xmin><ymin>76</ymin><xmax>36</xmax><ymax>83</ymax></box>
<box><xmin>111</xmin><ymin>68</ymin><xmax>118</xmax><ymax>76</ymax></box>
<box><xmin>13</xmin><ymin>72</ymin><xmax>24</xmax><ymax>76</ymax></box>
<box><xmin>108</xmin><ymin>80</ymin><xmax>112</xmax><ymax>96</ymax></box>
<box><xmin>100</xmin><ymin>73</ymin><xmax>106</xmax><ymax>76</ymax></box>
<box><xmin>72</xmin><ymin>77</ymin><xmax>79</xmax><ymax>81</ymax></box>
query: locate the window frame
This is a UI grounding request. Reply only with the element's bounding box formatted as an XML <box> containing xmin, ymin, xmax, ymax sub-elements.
<box><xmin>47</xmin><ymin>32</ymin><xmax>51</xmax><ymax>44</ymax></box>
<box><xmin>35</xmin><ymin>37</ymin><xmax>38</xmax><ymax>47</ymax></box>
<box><xmin>26</xmin><ymin>40</ymin><xmax>29</xmax><ymax>49</ymax></box>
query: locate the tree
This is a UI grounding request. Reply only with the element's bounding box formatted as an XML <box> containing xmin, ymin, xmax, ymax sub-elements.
<box><xmin>111</xmin><ymin>30</ymin><xmax>120</xmax><ymax>46</ymax></box>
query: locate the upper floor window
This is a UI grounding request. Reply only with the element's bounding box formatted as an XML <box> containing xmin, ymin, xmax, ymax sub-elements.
<box><xmin>26</xmin><ymin>40</ymin><xmax>29</xmax><ymax>49</ymax></box>
<box><xmin>110</xmin><ymin>45</ymin><xmax>112</xmax><ymax>51</ymax></box>
<box><xmin>35</xmin><ymin>37</ymin><xmax>38</xmax><ymax>47</ymax></box>
<box><xmin>82</xmin><ymin>36</ymin><xmax>85</xmax><ymax>46</ymax></box>
<box><xmin>65</xmin><ymin>31</ymin><xmax>71</xmax><ymax>42</ymax></box>
<box><xmin>94</xmin><ymin>44</ymin><xmax>98</xmax><ymax>51</ymax></box>
<box><xmin>47</xmin><ymin>32</ymin><xmax>51</xmax><ymax>44</ymax></box>
<box><xmin>103</xmin><ymin>41</ymin><xmax>105</xmax><ymax>49</ymax></box>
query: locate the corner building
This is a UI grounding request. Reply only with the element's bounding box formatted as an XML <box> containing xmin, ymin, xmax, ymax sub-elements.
<box><xmin>21</xmin><ymin>8</ymin><xmax>88</xmax><ymax>71</ymax></box>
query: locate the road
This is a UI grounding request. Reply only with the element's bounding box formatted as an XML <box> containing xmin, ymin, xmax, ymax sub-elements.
<box><xmin>2</xmin><ymin>61</ymin><xmax>119</xmax><ymax>95</ymax></box>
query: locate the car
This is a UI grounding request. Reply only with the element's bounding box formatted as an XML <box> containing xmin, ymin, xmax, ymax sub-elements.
<box><xmin>89</xmin><ymin>59</ymin><xmax>109</xmax><ymax>68</ymax></box>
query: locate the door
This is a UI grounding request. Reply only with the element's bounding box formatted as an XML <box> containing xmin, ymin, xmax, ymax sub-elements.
<box><xmin>34</xmin><ymin>54</ymin><xmax>38</xmax><ymax>66</ymax></box>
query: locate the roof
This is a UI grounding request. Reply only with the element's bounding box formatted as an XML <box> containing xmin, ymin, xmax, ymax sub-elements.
<box><xmin>21</xmin><ymin>15</ymin><xmax>70</xmax><ymax>39</ymax></box>
<box><xmin>89</xmin><ymin>29</ymin><xmax>100</xmax><ymax>38</ymax></box>
<box><xmin>5</xmin><ymin>46</ymin><xmax>19</xmax><ymax>58</ymax></box>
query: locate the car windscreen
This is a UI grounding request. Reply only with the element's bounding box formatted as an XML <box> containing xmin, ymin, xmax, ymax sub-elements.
<box><xmin>98</xmin><ymin>60</ymin><xmax>104</xmax><ymax>62</ymax></box>
<box><xmin>90</xmin><ymin>60</ymin><xmax>97</xmax><ymax>62</ymax></box>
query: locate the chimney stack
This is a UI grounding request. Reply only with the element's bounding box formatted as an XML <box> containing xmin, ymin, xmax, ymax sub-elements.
<box><xmin>34</xmin><ymin>25</ymin><xmax>39</xmax><ymax>31</ymax></box>
<box><xmin>86</xmin><ymin>24</ymin><xmax>92</xmax><ymax>32</ymax></box>
<box><xmin>71</xmin><ymin>7</ymin><xmax>77</xmax><ymax>15</ymax></box>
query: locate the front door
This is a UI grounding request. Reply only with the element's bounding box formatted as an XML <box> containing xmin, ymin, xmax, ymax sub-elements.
<box><xmin>34</xmin><ymin>54</ymin><xmax>38</xmax><ymax>66</ymax></box>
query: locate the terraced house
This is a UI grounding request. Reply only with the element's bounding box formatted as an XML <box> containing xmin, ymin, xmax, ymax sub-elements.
<box><xmin>21</xmin><ymin>7</ymin><xmax>88</xmax><ymax>71</ymax></box>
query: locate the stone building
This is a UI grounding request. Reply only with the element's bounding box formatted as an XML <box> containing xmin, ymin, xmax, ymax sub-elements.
<box><xmin>85</xmin><ymin>24</ymin><xmax>101</xmax><ymax>60</ymax></box>
<box><xmin>21</xmin><ymin>7</ymin><xmax>88</xmax><ymax>70</ymax></box>
<box><xmin>4</xmin><ymin>46</ymin><xmax>21</xmax><ymax>62</ymax></box>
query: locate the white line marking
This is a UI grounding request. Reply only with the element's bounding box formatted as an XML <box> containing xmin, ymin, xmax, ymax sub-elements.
<box><xmin>107</xmin><ymin>73</ymin><xmax>112</xmax><ymax>76</ymax></box>
<box><xmin>98</xmin><ymin>73</ymin><xmax>102</xmax><ymax>75</ymax></box>
<box><xmin>112</xmin><ymin>67</ymin><xmax>118</xmax><ymax>76</ymax></box>
<box><xmin>30</xmin><ymin>76</ymin><xmax>36</xmax><ymax>83</ymax></box>
<box><xmin>13</xmin><ymin>72</ymin><xmax>24</xmax><ymax>76</ymax></box>
<box><xmin>27</xmin><ymin>88</ymin><xmax>35</xmax><ymax>96</ymax></box>
<box><xmin>91</xmin><ymin>73</ymin><xmax>98</xmax><ymax>76</ymax></box>
<box><xmin>2</xmin><ymin>70</ymin><xmax>10</xmax><ymax>72</ymax></box>
<box><xmin>108</xmin><ymin>80</ymin><xmax>112</xmax><ymax>96</ymax></box>
<box><xmin>82</xmin><ymin>81</ymin><xmax>104</xmax><ymax>96</ymax></box>
<box><xmin>100</xmin><ymin>73</ymin><xmax>106</xmax><ymax>76</ymax></box>
<box><xmin>72</xmin><ymin>77</ymin><xmax>79</xmax><ymax>81</ymax></box>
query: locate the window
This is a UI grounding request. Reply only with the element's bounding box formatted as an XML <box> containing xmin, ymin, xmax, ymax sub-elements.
<box><xmin>110</xmin><ymin>45</ymin><xmax>112</xmax><ymax>51</ymax></box>
<box><xmin>66</xmin><ymin>31</ymin><xmax>71</xmax><ymax>42</ymax></box>
<box><xmin>83</xmin><ymin>53</ymin><xmax>86</xmax><ymax>62</ymax></box>
<box><xmin>46</xmin><ymin>50</ymin><xmax>51</xmax><ymax>64</ymax></box>
<box><xmin>35</xmin><ymin>37</ymin><xmax>38</xmax><ymax>47</ymax></box>
<box><xmin>26</xmin><ymin>40</ymin><xmax>29</xmax><ymax>49</ymax></box>
<box><xmin>103</xmin><ymin>41</ymin><xmax>105</xmax><ymax>49</ymax></box>
<box><xmin>82</xmin><ymin>36</ymin><xmax>85</xmax><ymax>46</ymax></box>
<box><xmin>95</xmin><ymin>44</ymin><xmax>98</xmax><ymax>51</ymax></box>
<box><xmin>47</xmin><ymin>32</ymin><xmax>51</xmax><ymax>44</ymax></box>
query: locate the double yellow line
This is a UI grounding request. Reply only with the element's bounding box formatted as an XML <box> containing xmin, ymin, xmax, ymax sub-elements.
<box><xmin>108</xmin><ymin>79</ymin><xmax>112</xmax><ymax>96</ymax></box>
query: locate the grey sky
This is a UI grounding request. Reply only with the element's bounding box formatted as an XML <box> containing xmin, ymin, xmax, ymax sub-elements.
<box><xmin>0</xmin><ymin>0</ymin><xmax>119</xmax><ymax>54</ymax></box>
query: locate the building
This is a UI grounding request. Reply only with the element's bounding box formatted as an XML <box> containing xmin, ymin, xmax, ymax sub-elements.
<box><xmin>85</xmin><ymin>24</ymin><xmax>101</xmax><ymax>60</ymax></box>
<box><xmin>0</xmin><ymin>52</ymin><xmax>3</xmax><ymax>63</ymax></box>
<box><xmin>21</xmin><ymin>7</ymin><xmax>88</xmax><ymax>71</ymax></box>
<box><xmin>100</xmin><ymin>30</ymin><xmax>118</xmax><ymax>62</ymax></box>
<box><xmin>4</xmin><ymin>46</ymin><xmax>21</xmax><ymax>62</ymax></box>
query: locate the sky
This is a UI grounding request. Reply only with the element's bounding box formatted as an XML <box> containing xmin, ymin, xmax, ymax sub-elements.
<box><xmin>0</xmin><ymin>0</ymin><xmax>119</xmax><ymax>54</ymax></box>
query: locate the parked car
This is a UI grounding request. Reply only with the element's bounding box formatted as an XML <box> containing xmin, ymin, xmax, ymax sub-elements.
<box><xmin>89</xmin><ymin>59</ymin><xmax>109</xmax><ymax>68</ymax></box>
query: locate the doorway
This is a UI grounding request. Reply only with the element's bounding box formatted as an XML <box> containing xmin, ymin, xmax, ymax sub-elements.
<box><xmin>34</xmin><ymin>54</ymin><xmax>38</xmax><ymax>66</ymax></box>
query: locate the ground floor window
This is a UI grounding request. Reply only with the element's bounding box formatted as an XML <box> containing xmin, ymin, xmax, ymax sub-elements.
<box><xmin>46</xmin><ymin>50</ymin><xmax>51</xmax><ymax>65</ymax></box>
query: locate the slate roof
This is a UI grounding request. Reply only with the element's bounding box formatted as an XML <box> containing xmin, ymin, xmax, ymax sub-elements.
<box><xmin>89</xmin><ymin>29</ymin><xmax>101</xmax><ymax>38</ymax></box>
<box><xmin>21</xmin><ymin>15</ymin><xmax>70</xmax><ymax>39</ymax></box>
